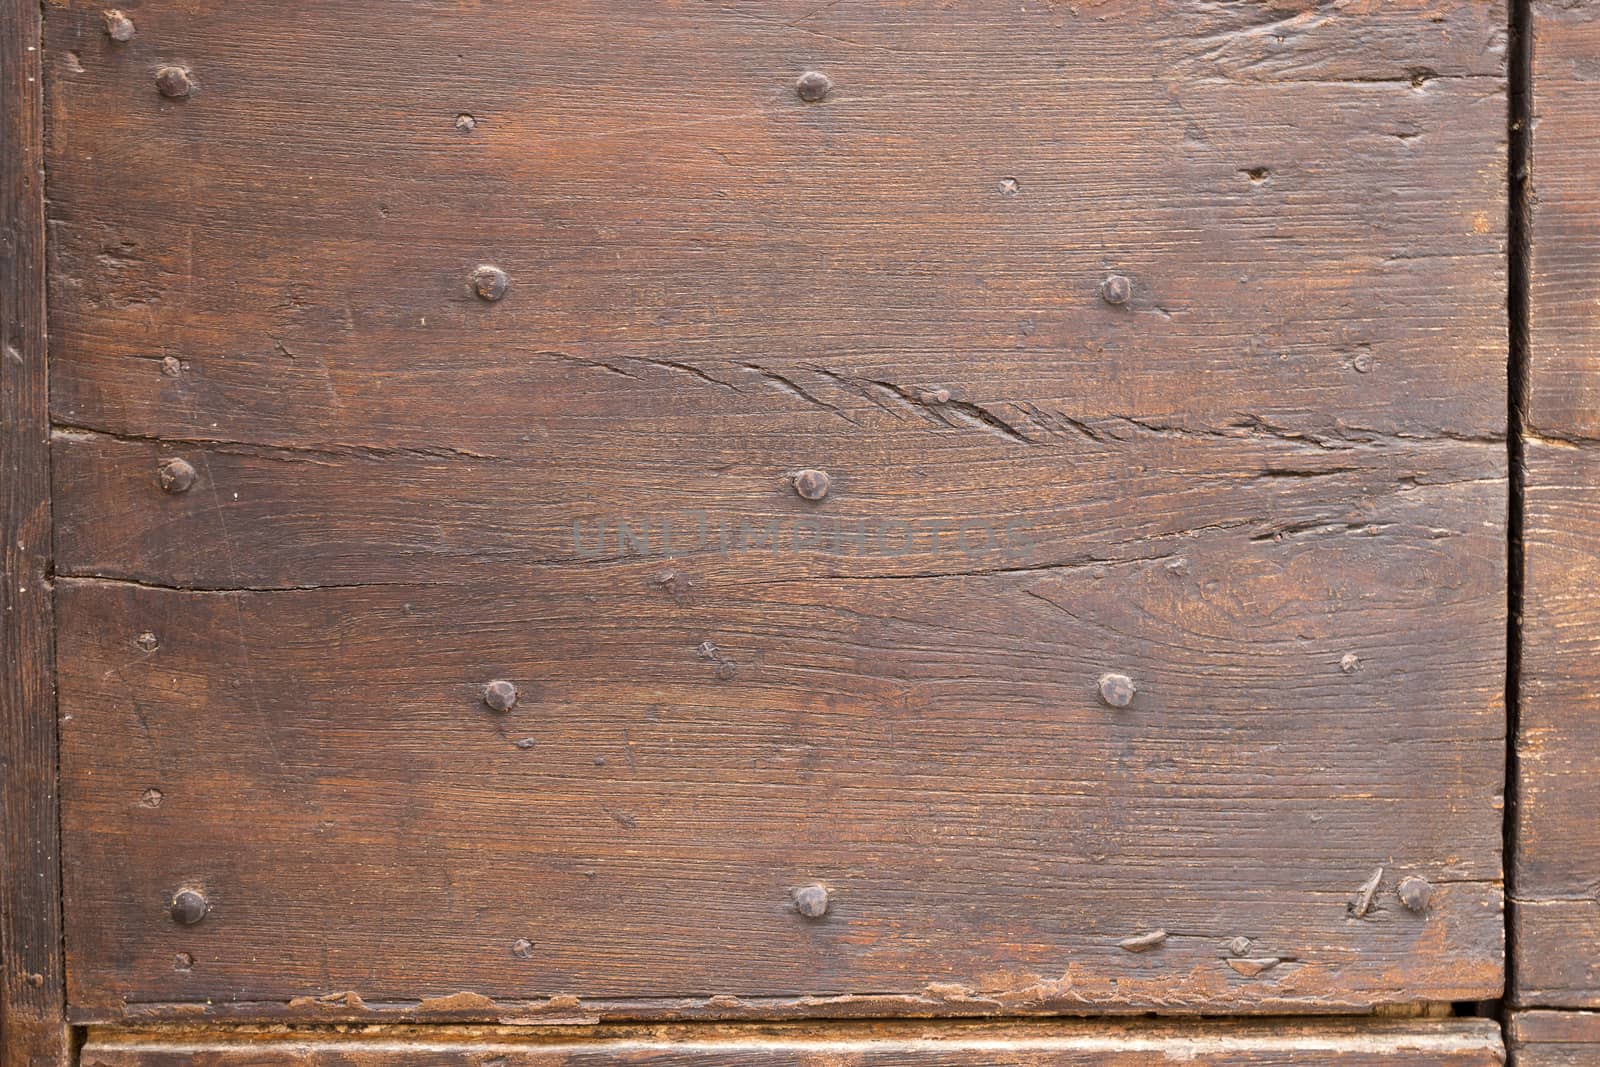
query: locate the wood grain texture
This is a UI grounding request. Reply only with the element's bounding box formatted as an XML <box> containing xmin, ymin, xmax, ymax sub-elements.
<box><xmin>1509</xmin><ymin>1011</ymin><xmax>1600</xmax><ymax>1067</ymax></box>
<box><xmin>1514</xmin><ymin>0</ymin><xmax>1600</xmax><ymax>1009</ymax></box>
<box><xmin>1514</xmin><ymin>443</ymin><xmax>1600</xmax><ymax>1006</ymax></box>
<box><xmin>79</xmin><ymin>1019</ymin><xmax>1507</xmax><ymax>1067</ymax></box>
<box><xmin>45</xmin><ymin>0</ymin><xmax>1507</xmax><ymax>451</ymax></box>
<box><xmin>44</xmin><ymin>0</ymin><xmax>1509</xmax><ymax>1022</ymax></box>
<box><xmin>1525</xmin><ymin>1</ymin><xmax>1600</xmax><ymax>440</ymax></box>
<box><xmin>1</xmin><ymin>0</ymin><xmax>68</xmax><ymax>1062</ymax></box>
<box><xmin>57</xmin><ymin>527</ymin><xmax>1505</xmax><ymax>1020</ymax></box>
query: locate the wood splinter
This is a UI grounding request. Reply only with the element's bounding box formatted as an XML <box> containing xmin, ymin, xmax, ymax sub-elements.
<box><xmin>1348</xmin><ymin>866</ymin><xmax>1385</xmax><ymax>918</ymax></box>
<box><xmin>1227</xmin><ymin>957</ymin><xmax>1283</xmax><ymax>977</ymax></box>
<box><xmin>1118</xmin><ymin>929</ymin><xmax>1168</xmax><ymax>953</ymax></box>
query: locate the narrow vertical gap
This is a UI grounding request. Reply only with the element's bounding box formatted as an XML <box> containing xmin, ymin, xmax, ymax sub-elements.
<box><xmin>1504</xmin><ymin>0</ymin><xmax>1533</xmax><ymax>1015</ymax></box>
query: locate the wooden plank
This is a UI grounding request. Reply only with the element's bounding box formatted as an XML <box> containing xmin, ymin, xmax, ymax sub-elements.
<box><xmin>44</xmin><ymin>1</ymin><xmax>1507</xmax><ymax>452</ymax></box>
<box><xmin>0</xmin><ymin>0</ymin><xmax>68</xmax><ymax>1062</ymax></box>
<box><xmin>1514</xmin><ymin>0</ymin><xmax>1600</xmax><ymax>1009</ymax></box>
<box><xmin>57</xmin><ymin>517</ymin><xmax>1505</xmax><ymax>1020</ymax></box>
<box><xmin>1525</xmin><ymin>3</ymin><xmax>1600</xmax><ymax>439</ymax></box>
<box><xmin>1515</xmin><ymin>442</ymin><xmax>1600</xmax><ymax>1005</ymax></box>
<box><xmin>80</xmin><ymin>1019</ymin><xmax>1506</xmax><ymax>1067</ymax></box>
<box><xmin>1509</xmin><ymin>1011</ymin><xmax>1600</xmax><ymax>1067</ymax></box>
<box><xmin>52</xmin><ymin>428</ymin><xmax>1506</xmax><ymax>588</ymax></box>
<box><xmin>44</xmin><ymin>0</ymin><xmax>1509</xmax><ymax>1021</ymax></box>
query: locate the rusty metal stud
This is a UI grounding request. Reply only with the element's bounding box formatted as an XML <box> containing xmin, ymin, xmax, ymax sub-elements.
<box><xmin>1397</xmin><ymin>875</ymin><xmax>1433</xmax><ymax>914</ymax></box>
<box><xmin>482</xmin><ymin>679</ymin><xmax>518</xmax><ymax>713</ymax></box>
<box><xmin>1101</xmin><ymin>274</ymin><xmax>1132</xmax><ymax>306</ymax></box>
<box><xmin>792</xmin><ymin>468</ymin><xmax>831</xmax><ymax>501</ymax></box>
<box><xmin>158</xmin><ymin>458</ymin><xmax>197</xmax><ymax>494</ymax></box>
<box><xmin>170</xmin><ymin>888</ymin><xmax>208</xmax><ymax>925</ymax></box>
<box><xmin>103</xmin><ymin>9</ymin><xmax>136</xmax><ymax>41</ymax></box>
<box><xmin>155</xmin><ymin>65</ymin><xmax>194</xmax><ymax>98</ymax></box>
<box><xmin>471</xmin><ymin>265</ymin><xmax>509</xmax><ymax>302</ymax></box>
<box><xmin>796</xmin><ymin>70</ymin><xmax>832</xmax><ymax>103</ymax></box>
<box><xmin>1098</xmin><ymin>672</ymin><xmax>1135</xmax><ymax>708</ymax></box>
<box><xmin>793</xmin><ymin>883</ymin><xmax>830</xmax><ymax>918</ymax></box>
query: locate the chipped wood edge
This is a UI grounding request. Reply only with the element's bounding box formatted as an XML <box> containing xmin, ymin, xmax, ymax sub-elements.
<box><xmin>79</xmin><ymin>1018</ymin><xmax>1507</xmax><ymax>1062</ymax></box>
<box><xmin>1510</xmin><ymin>1009</ymin><xmax>1600</xmax><ymax>1045</ymax></box>
<box><xmin>1</xmin><ymin>0</ymin><xmax>67</xmax><ymax>1063</ymax></box>
<box><xmin>74</xmin><ymin>991</ymin><xmax>1482</xmax><ymax>1029</ymax></box>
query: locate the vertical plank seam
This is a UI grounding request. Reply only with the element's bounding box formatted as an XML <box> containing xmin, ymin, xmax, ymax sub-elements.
<box><xmin>1504</xmin><ymin>0</ymin><xmax>1532</xmax><ymax>1023</ymax></box>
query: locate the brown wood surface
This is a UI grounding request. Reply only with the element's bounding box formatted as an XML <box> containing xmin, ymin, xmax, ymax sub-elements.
<box><xmin>1</xmin><ymin>0</ymin><xmax>69</xmax><ymax>1062</ymax></box>
<box><xmin>1509</xmin><ymin>1011</ymin><xmax>1600</xmax><ymax>1067</ymax></box>
<box><xmin>80</xmin><ymin>1019</ymin><xmax>1505</xmax><ymax>1067</ymax></box>
<box><xmin>1514</xmin><ymin>442</ymin><xmax>1600</xmax><ymax>1006</ymax></box>
<box><xmin>1525</xmin><ymin>1</ymin><xmax>1600</xmax><ymax>440</ymax></box>
<box><xmin>1514</xmin><ymin>0</ymin><xmax>1600</xmax><ymax>1009</ymax></box>
<box><xmin>45</xmin><ymin>0</ymin><xmax>1509</xmax><ymax>1022</ymax></box>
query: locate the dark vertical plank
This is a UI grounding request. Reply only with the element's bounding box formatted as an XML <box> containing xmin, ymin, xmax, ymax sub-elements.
<box><xmin>0</xmin><ymin>0</ymin><xmax>67</xmax><ymax>1062</ymax></box>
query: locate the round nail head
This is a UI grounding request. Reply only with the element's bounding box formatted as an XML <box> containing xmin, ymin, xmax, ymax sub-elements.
<box><xmin>158</xmin><ymin>458</ymin><xmax>197</xmax><ymax>493</ymax></box>
<box><xmin>155</xmin><ymin>66</ymin><xmax>194</xmax><ymax>98</ymax></box>
<box><xmin>483</xmin><ymin>679</ymin><xmax>518</xmax><ymax>713</ymax></box>
<box><xmin>1397</xmin><ymin>875</ymin><xmax>1433</xmax><ymax>914</ymax></box>
<box><xmin>1098</xmin><ymin>672</ymin><xmax>1136</xmax><ymax>708</ymax></box>
<box><xmin>472</xmin><ymin>265</ymin><xmax>509</xmax><ymax>302</ymax></box>
<box><xmin>1101</xmin><ymin>274</ymin><xmax>1132</xmax><ymax>306</ymax></box>
<box><xmin>170</xmin><ymin>888</ymin><xmax>208</xmax><ymax>925</ymax></box>
<box><xmin>104</xmin><ymin>9</ymin><xmax>136</xmax><ymax>41</ymax></box>
<box><xmin>793</xmin><ymin>883</ymin><xmax>830</xmax><ymax>918</ymax></box>
<box><xmin>796</xmin><ymin>71</ymin><xmax>832</xmax><ymax>103</ymax></box>
<box><xmin>793</xmin><ymin>469</ymin><xmax>831</xmax><ymax>501</ymax></box>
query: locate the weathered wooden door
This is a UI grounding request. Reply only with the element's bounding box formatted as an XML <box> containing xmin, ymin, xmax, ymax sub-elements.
<box><xmin>1</xmin><ymin>0</ymin><xmax>1582</xmax><ymax>1064</ymax></box>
